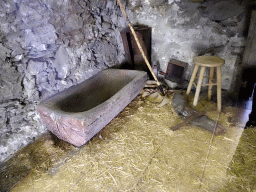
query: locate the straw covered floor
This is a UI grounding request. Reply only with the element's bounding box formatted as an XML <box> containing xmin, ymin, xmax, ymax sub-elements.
<box><xmin>2</xmin><ymin>91</ymin><xmax>256</xmax><ymax>191</ymax></box>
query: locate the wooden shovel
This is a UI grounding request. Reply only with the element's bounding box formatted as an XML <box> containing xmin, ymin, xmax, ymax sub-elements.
<box><xmin>117</xmin><ymin>0</ymin><xmax>165</xmax><ymax>95</ymax></box>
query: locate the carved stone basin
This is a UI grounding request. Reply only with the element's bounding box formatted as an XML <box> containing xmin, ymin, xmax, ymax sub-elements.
<box><xmin>36</xmin><ymin>69</ymin><xmax>147</xmax><ymax>146</ymax></box>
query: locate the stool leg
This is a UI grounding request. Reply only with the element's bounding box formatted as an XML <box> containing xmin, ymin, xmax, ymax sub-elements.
<box><xmin>186</xmin><ymin>64</ymin><xmax>199</xmax><ymax>95</ymax></box>
<box><xmin>193</xmin><ymin>66</ymin><xmax>206</xmax><ymax>107</ymax></box>
<box><xmin>208</xmin><ymin>67</ymin><xmax>214</xmax><ymax>101</ymax></box>
<box><xmin>217</xmin><ymin>66</ymin><xmax>222</xmax><ymax>112</ymax></box>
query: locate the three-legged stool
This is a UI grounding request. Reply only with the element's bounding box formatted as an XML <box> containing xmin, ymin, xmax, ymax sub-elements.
<box><xmin>186</xmin><ymin>56</ymin><xmax>225</xmax><ymax>112</ymax></box>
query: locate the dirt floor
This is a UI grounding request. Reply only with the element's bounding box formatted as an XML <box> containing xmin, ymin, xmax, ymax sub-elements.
<box><xmin>1</xmin><ymin>91</ymin><xmax>256</xmax><ymax>192</ymax></box>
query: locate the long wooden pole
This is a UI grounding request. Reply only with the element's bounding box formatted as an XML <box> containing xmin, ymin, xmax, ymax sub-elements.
<box><xmin>117</xmin><ymin>0</ymin><xmax>164</xmax><ymax>95</ymax></box>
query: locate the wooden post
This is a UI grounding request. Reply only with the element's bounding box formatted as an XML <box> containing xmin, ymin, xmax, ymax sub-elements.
<box><xmin>243</xmin><ymin>10</ymin><xmax>256</xmax><ymax>66</ymax></box>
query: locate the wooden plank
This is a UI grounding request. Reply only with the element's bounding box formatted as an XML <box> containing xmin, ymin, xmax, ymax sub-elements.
<box><xmin>243</xmin><ymin>10</ymin><xmax>256</xmax><ymax>66</ymax></box>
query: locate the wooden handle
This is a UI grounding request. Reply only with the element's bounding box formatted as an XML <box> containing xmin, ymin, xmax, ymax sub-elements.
<box><xmin>117</xmin><ymin>0</ymin><xmax>128</xmax><ymax>19</ymax></box>
<box><xmin>170</xmin><ymin>111</ymin><xmax>205</xmax><ymax>131</ymax></box>
<box><xmin>117</xmin><ymin>0</ymin><xmax>161</xmax><ymax>86</ymax></box>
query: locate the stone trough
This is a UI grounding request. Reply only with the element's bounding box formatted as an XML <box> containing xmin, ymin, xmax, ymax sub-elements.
<box><xmin>37</xmin><ymin>69</ymin><xmax>147</xmax><ymax>146</ymax></box>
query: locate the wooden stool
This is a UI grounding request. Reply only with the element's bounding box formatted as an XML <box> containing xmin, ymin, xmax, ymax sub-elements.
<box><xmin>186</xmin><ymin>56</ymin><xmax>225</xmax><ymax>112</ymax></box>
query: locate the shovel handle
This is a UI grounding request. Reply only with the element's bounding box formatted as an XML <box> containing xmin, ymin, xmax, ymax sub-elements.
<box><xmin>116</xmin><ymin>0</ymin><xmax>161</xmax><ymax>87</ymax></box>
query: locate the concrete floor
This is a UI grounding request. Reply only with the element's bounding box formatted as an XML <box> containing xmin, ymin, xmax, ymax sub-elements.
<box><xmin>1</xmin><ymin>91</ymin><xmax>256</xmax><ymax>192</ymax></box>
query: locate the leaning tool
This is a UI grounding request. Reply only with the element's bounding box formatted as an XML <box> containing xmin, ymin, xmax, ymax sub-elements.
<box><xmin>170</xmin><ymin>111</ymin><xmax>205</xmax><ymax>131</ymax></box>
<box><xmin>117</xmin><ymin>0</ymin><xmax>165</xmax><ymax>95</ymax></box>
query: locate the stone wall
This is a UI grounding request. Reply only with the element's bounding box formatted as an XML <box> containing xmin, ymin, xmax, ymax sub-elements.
<box><xmin>0</xmin><ymin>0</ymin><xmax>127</xmax><ymax>162</ymax></box>
<box><xmin>130</xmin><ymin>0</ymin><xmax>247</xmax><ymax>91</ymax></box>
<box><xmin>0</xmin><ymin>0</ymin><xmax>249</xmax><ymax>162</ymax></box>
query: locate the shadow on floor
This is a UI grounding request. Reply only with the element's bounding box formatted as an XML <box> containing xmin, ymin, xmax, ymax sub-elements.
<box><xmin>0</xmin><ymin>133</ymin><xmax>79</xmax><ymax>192</ymax></box>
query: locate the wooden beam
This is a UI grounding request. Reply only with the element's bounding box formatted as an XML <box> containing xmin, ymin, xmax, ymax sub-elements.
<box><xmin>243</xmin><ymin>10</ymin><xmax>256</xmax><ymax>66</ymax></box>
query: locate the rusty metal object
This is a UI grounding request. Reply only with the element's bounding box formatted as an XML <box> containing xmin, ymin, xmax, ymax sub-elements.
<box><xmin>171</xmin><ymin>111</ymin><xmax>205</xmax><ymax>131</ymax></box>
<box><xmin>160</xmin><ymin>59</ymin><xmax>188</xmax><ymax>83</ymax></box>
<box><xmin>171</xmin><ymin>93</ymin><xmax>226</xmax><ymax>135</ymax></box>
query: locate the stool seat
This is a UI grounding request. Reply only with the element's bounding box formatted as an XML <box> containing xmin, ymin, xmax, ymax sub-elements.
<box><xmin>193</xmin><ymin>56</ymin><xmax>225</xmax><ymax>67</ymax></box>
<box><xmin>186</xmin><ymin>56</ymin><xmax>225</xmax><ymax>112</ymax></box>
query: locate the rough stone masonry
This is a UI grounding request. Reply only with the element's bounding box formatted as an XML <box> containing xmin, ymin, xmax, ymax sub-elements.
<box><xmin>0</xmin><ymin>0</ymin><xmax>248</xmax><ymax>162</ymax></box>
